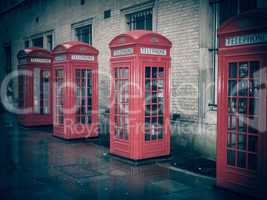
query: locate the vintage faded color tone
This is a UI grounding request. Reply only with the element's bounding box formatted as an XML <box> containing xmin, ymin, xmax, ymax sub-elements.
<box><xmin>109</xmin><ymin>31</ymin><xmax>172</xmax><ymax>160</ymax></box>
<box><xmin>217</xmin><ymin>10</ymin><xmax>267</xmax><ymax>198</ymax></box>
<box><xmin>52</xmin><ymin>41</ymin><xmax>99</xmax><ymax>139</ymax></box>
<box><xmin>17</xmin><ymin>48</ymin><xmax>52</xmax><ymax>126</ymax></box>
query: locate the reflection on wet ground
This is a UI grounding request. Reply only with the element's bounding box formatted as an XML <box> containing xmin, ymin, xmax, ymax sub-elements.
<box><xmin>0</xmin><ymin>113</ymin><xmax>253</xmax><ymax>200</ymax></box>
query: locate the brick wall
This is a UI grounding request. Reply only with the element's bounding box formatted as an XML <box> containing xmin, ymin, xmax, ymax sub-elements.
<box><xmin>0</xmin><ymin>0</ymin><xmax>218</xmax><ymax>158</ymax></box>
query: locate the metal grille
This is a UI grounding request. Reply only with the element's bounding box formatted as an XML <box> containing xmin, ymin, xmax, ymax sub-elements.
<box><xmin>126</xmin><ymin>8</ymin><xmax>152</xmax><ymax>31</ymax></box>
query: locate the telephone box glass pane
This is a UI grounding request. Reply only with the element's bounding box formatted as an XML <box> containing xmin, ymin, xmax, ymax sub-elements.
<box><xmin>33</xmin><ymin>68</ymin><xmax>41</xmax><ymax>113</ymax></box>
<box><xmin>249</xmin><ymin>80</ymin><xmax>260</xmax><ymax>97</ymax></box>
<box><xmin>249</xmin><ymin>61</ymin><xmax>260</xmax><ymax>78</ymax></box>
<box><xmin>248</xmin><ymin>135</ymin><xmax>257</xmax><ymax>152</ymax></box>
<box><xmin>248</xmin><ymin>154</ymin><xmax>257</xmax><ymax>170</ymax></box>
<box><xmin>228</xmin><ymin>98</ymin><xmax>236</xmax><ymax>113</ymax></box>
<box><xmin>114</xmin><ymin>67</ymin><xmax>129</xmax><ymax>140</ymax></box>
<box><xmin>144</xmin><ymin>66</ymin><xmax>164</xmax><ymax>141</ymax></box>
<box><xmin>227</xmin><ymin>132</ymin><xmax>236</xmax><ymax>148</ymax></box>
<box><xmin>227</xmin><ymin>150</ymin><xmax>236</xmax><ymax>166</ymax></box>
<box><xmin>229</xmin><ymin>63</ymin><xmax>237</xmax><ymax>78</ymax></box>
<box><xmin>55</xmin><ymin>69</ymin><xmax>64</xmax><ymax>125</ymax></box>
<box><xmin>239</xmin><ymin>62</ymin><xmax>248</xmax><ymax>78</ymax></box>
<box><xmin>228</xmin><ymin>80</ymin><xmax>237</xmax><ymax>96</ymax></box>
<box><xmin>42</xmin><ymin>70</ymin><xmax>50</xmax><ymax>114</ymax></box>
<box><xmin>75</xmin><ymin>69</ymin><xmax>92</xmax><ymax>124</ymax></box>
<box><xmin>226</xmin><ymin>61</ymin><xmax>260</xmax><ymax>171</ymax></box>
<box><xmin>33</xmin><ymin>69</ymin><xmax>50</xmax><ymax>115</ymax></box>
<box><xmin>238</xmin><ymin>134</ymin><xmax>247</xmax><ymax>150</ymax></box>
<box><xmin>238</xmin><ymin>98</ymin><xmax>248</xmax><ymax>114</ymax></box>
<box><xmin>237</xmin><ymin>151</ymin><xmax>246</xmax><ymax>168</ymax></box>
<box><xmin>18</xmin><ymin>75</ymin><xmax>26</xmax><ymax>109</ymax></box>
<box><xmin>238</xmin><ymin>80</ymin><xmax>248</xmax><ymax>96</ymax></box>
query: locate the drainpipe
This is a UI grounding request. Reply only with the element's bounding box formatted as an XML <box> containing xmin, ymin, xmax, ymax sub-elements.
<box><xmin>208</xmin><ymin>0</ymin><xmax>220</xmax><ymax>110</ymax></box>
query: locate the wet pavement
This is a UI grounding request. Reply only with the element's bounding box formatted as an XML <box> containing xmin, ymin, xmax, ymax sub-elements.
<box><xmin>0</xmin><ymin>113</ymin><xmax>254</xmax><ymax>200</ymax></box>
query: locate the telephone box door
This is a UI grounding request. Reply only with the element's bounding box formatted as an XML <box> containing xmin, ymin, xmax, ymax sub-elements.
<box><xmin>218</xmin><ymin>54</ymin><xmax>267</xmax><ymax>196</ymax></box>
<box><xmin>143</xmin><ymin>62</ymin><xmax>170</xmax><ymax>154</ymax></box>
<box><xmin>110</xmin><ymin>62</ymin><xmax>131</xmax><ymax>158</ymax></box>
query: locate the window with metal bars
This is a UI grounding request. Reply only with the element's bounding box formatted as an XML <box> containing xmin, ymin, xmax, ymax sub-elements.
<box><xmin>55</xmin><ymin>69</ymin><xmax>64</xmax><ymax>125</ymax></box>
<box><xmin>126</xmin><ymin>8</ymin><xmax>152</xmax><ymax>31</ymax></box>
<box><xmin>75</xmin><ymin>25</ymin><xmax>92</xmax><ymax>45</ymax></box>
<box><xmin>114</xmin><ymin>68</ymin><xmax>129</xmax><ymax>140</ymax></box>
<box><xmin>33</xmin><ymin>69</ymin><xmax>50</xmax><ymax>114</ymax></box>
<box><xmin>227</xmin><ymin>61</ymin><xmax>260</xmax><ymax>171</ymax></box>
<box><xmin>75</xmin><ymin>69</ymin><xmax>92</xmax><ymax>124</ymax></box>
<box><xmin>144</xmin><ymin>66</ymin><xmax>164</xmax><ymax>141</ymax></box>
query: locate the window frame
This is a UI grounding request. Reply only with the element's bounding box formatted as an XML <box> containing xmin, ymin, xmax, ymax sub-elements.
<box><xmin>126</xmin><ymin>8</ymin><xmax>153</xmax><ymax>31</ymax></box>
<box><xmin>25</xmin><ymin>30</ymin><xmax>54</xmax><ymax>50</ymax></box>
<box><xmin>71</xmin><ymin>19</ymin><xmax>93</xmax><ymax>45</ymax></box>
<box><xmin>121</xmin><ymin>1</ymin><xmax>156</xmax><ymax>31</ymax></box>
<box><xmin>32</xmin><ymin>36</ymin><xmax>44</xmax><ymax>48</ymax></box>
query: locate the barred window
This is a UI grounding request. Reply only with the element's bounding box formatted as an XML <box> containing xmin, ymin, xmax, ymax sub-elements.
<box><xmin>126</xmin><ymin>8</ymin><xmax>152</xmax><ymax>31</ymax></box>
<box><xmin>75</xmin><ymin>25</ymin><xmax>92</xmax><ymax>44</ymax></box>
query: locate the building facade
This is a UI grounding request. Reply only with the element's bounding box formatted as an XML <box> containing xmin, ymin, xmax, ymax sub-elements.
<box><xmin>0</xmin><ymin>0</ymin><xmax>266</xmax><ymax>159</ymax></box>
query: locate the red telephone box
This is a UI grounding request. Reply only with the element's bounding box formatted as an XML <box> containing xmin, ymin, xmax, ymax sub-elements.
<box><xmin>17</xmin><ymin>48</ymin><xmax>52</xmax><ymax>126</ymax></box>
<box><xmin>217</xmin><ymin>11</ymin><xmax>267</xmax><ymax>198</ymax></box>
<box><xmin>52</xmin><ymin>41</ymin><xmax>99</xmax><ymax>139</ymax></box>
<box><xmin>109</xmin><ymin>31</ymin><xmax>172</xmax><ymax>160</ymax></box>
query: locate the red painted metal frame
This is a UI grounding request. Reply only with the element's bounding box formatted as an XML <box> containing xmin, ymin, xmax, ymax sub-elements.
<box><xmin>109</xmin><ymin>31</ymin><xmax>172</xmax><ymax>160</ymax></box>
<box><xmin>17</xmin><ymin>48</ymin><xmax>52</xmax><ymax>126</ymax></box>
<box><xmin>217</xmin><ymin>10</ymin><xmax>267</xmax><ymax>198</ymax></box>
<box><xmin>52</xmin><ymin>41</ymin><xmax>99</xmax><ymax>139</ymax></box>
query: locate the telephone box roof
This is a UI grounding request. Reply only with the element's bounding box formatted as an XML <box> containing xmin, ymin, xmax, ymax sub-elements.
<box><xmin>52</xmin><ymin>41</ymin><xmax>99</xmax><ymax>55</ymax></box>
<box><xmin>17</xmin><ymin>48</ymin><xmax>51</xmax><ymax>59</ymax></box>
<box><xmin>109</xmin><ymin>30</ymin><xmax>172</xmax><ymax>48</ymax></box>
<box><xmin>218</xmin><ymin>10</ymin><xmax>267</xmax><ymax>35</ymax></box>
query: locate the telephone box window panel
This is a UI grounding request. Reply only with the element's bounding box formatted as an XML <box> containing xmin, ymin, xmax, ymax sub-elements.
<box><xmin>55</xmin><ymin>69</ymin><xmax>64</xmax><ymax>125</ymax></box>
<box><xmin>216</xmin><ymin>11</ymin><xmax>267</xmax><ymax>199</ymax></box>
<box><xmin>52</xmin><ymin>41</ymin><xmax>99</xmax><ymax>139</ymax></box>
<box><xmin>18</xmin><ymin>74</ymin><xmax>27</xmax><ymax>109</ymax></box>
<box><xmin>227</xmin><ymin>61</ymin><xmax>260</xmax><ymax>171</ymax></box>
<box><xmin>109</xmin><ymin>31</ymin><xmax>172</xmax><ymax>160</ymax></box>
<box><xmin>75</xmin><ymin>69</ymin><xmax>92</xmax><ymax>125</ymax></box>
<box><xmin>145</xmin><ymin>66</ymin><xmax>164</xmax><ymax>141</ymax></box>
<box><xmin>33</xmin><ymin>68</ymin><xmax>50</xmax><ymax>114</ymax></box>
<box><xmin>114</xmin><ymin>67</ymin><xmax>129</xmax><ymax>140</ymax></box>
<box><xmin>16</xmin><ymin>48</ymin><xmax>52</xmax><ymax>126</ymax></box>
